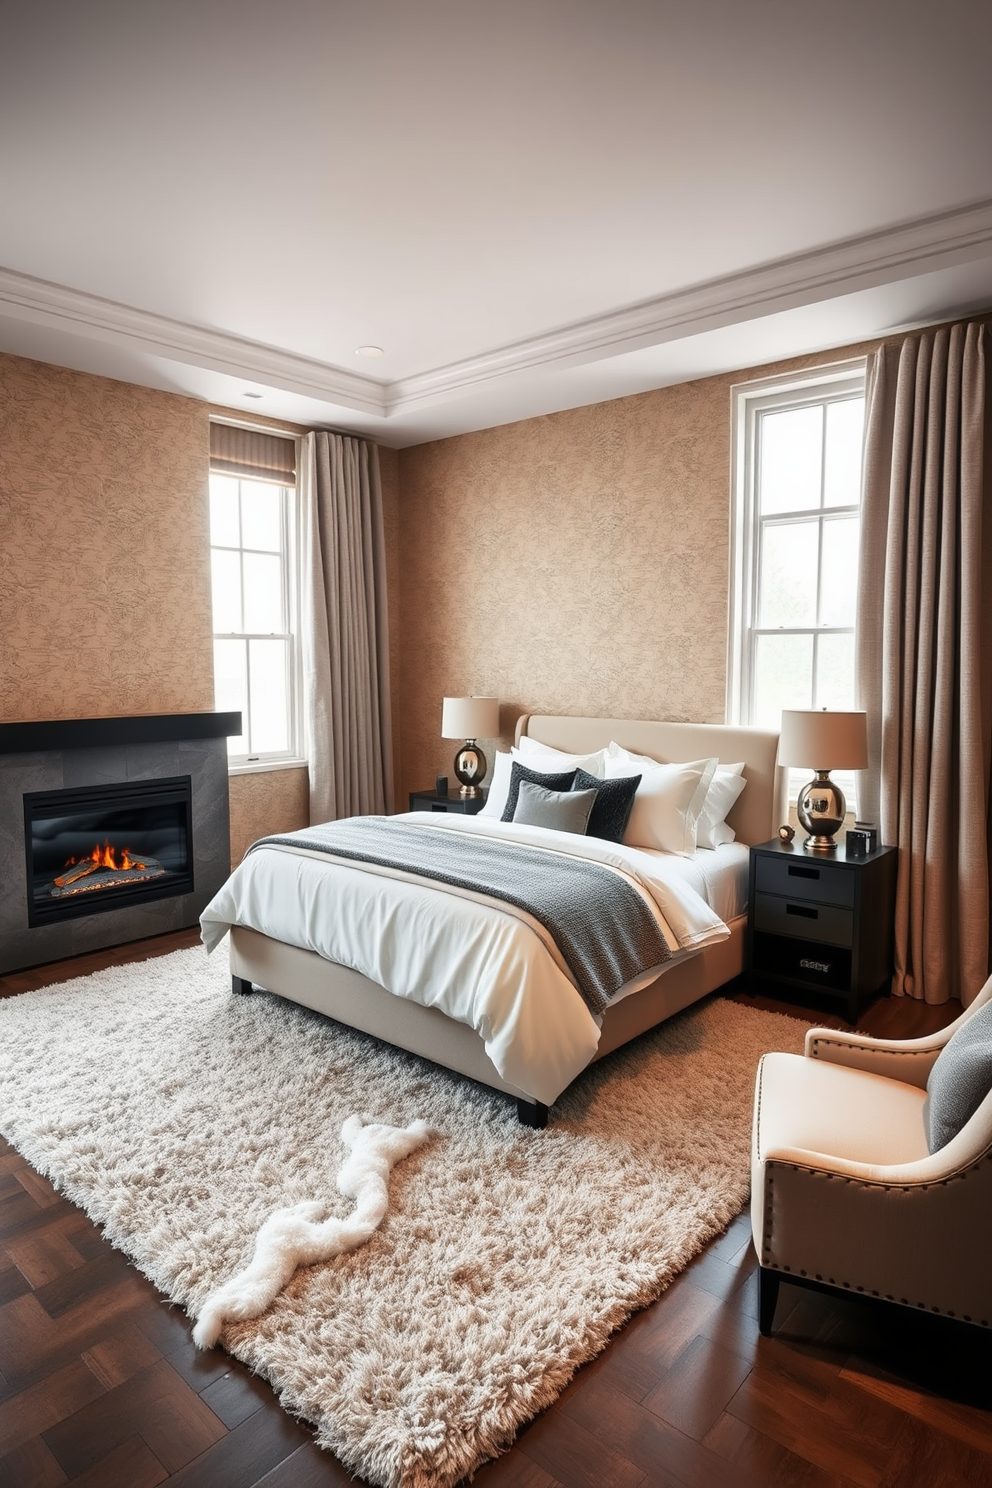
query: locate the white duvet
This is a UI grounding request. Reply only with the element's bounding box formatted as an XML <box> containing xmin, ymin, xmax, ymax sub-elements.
<box><xmin>200</xmin><ymin>812</ymin><xmax>730</xmax><ymax>1105</ymax></box>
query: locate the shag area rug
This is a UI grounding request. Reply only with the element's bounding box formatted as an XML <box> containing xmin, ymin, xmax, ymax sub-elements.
<box><xmin>0</xmin><ymin>947</ymin><xmax>805</xmax><ymax>1487</ymax></box>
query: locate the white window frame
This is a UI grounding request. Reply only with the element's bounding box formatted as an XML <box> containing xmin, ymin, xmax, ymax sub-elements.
<box><xmin>727</xmin><ymin>359</ymin><xmax>867</xmax><ymax>732</ymax></box>
<box><xmin>209</xmin><ymin>445</ymin><xmax>306</xmax><ymax>776</ymax></box>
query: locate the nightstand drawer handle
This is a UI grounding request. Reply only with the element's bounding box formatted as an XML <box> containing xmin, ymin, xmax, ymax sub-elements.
<box><xmin>430</xmin><ymin>804</ymin><xmax>448</xmax><ymax>811</ymax></box>
<box><xmin>785</xmin><ymin>903</ymin><xmax>818</xmax><ymax>919</ymax></box>
<box><xmin>788</xmin><ymin>865</ymin><xmax>820</xmax><ymax>880</ymax></box>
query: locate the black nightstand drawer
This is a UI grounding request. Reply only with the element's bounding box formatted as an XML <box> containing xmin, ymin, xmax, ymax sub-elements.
<box><xmin>753</xmin><ymin>893</ymin><xmax>854</xmax><ymax>947</ymax></box>
<box><xmin>754</xmin><ymin>855</ymin><xmax>855</xmax><ymax>907</ymax></box>
<box><xmin>752</xmin><ymin>931</ymin><xmax>852</xmax><ymax>993</ymax></box>
<box><xmin>408</xmin><ymin>790</ymin><xmax>487</xmax><ymax>815</ymax></box>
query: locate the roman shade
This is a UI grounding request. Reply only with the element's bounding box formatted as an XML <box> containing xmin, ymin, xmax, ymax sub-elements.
<box><xmin>209</xmin><ymin>423</ymin><xmax>297</xmax><ymax>485</ymax></box>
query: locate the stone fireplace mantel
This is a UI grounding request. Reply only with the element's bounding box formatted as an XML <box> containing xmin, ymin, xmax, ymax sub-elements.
<box><xmin>0</xmin><ymin>711</ymin><xmax>241</xmax><ymax>754</ymax></box>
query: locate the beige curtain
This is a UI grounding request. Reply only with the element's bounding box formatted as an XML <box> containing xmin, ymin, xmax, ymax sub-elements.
<box><xmin>301</xmin><ymin>432</ymin><xmax>393</xmax><ymax>822</ymax></box>
<box><xmin>856</xmin><ymin>321</ymin><xmax>992</xmax><ymax>1005</ymax></box>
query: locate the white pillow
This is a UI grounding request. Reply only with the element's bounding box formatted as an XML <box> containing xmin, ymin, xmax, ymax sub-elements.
<box><xmin>477</xmin><ymin>746</ymin><xmax>605</xmax><ymax>818</ymax></box>
<box><xmin>606</xmin><ymin>740</ymin><xmax>660</xmax><ymax>768</ymax></box>
<box><xmin>515</xmin><ymin>736</ymin><xmax>607</xmax><ymax>778</ymax></box>
<box><xmin>604</xmin><ymin>756</ymin><xmax>718</xmax><ymax>855</ymax></box>
<box><xmin>607</xmin><ymin>742</ymin><xmax>746</xmax><ymax>850</ymax></box>
<box><xmin>696</xmin><ymin>763</ymin><xmax>747</xmax><ymax>850</ymax></box>
<box><xmin>515</xmin><ymin>735</ymin><xmax>564</xmax><ymax>756</ymax></box>
<box><xmin>477</xmin><ymin>751</ymin><xmax>512</xmax><ymax>817</ymax></box>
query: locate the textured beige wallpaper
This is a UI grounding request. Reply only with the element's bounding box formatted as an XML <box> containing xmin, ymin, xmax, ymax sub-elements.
<box><xmin>0</xmin><ymin>355</ymin><xmax>319</xmax><ymax>871</ymax></box>
<box><xmin>229</xmin><ymin>766</ymin><xmax>310</xmax><ymax>866</ymax></box>
<box><xmin>395</xmin><ymin>378</ymin><xmax>734</xmax><ymax>802</ymax></box>
<box><xmin>0</xmin><ymin>353</ymin><xmax>214</xmax><ymax>721</ymax></box>
<box><xmin>2</xmin><ymin>328</ymin><xmax>934</xmax><ymax>858</ymax></box>
<box><xmin>393</xmin><ymin>343</ymin><xmax>885</xmax><ymax>805</ymax></box>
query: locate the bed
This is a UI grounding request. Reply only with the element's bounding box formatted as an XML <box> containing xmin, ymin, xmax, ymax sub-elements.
<box><xmin>202</xmin><ymin>715</ymin><xmax>785</xmax><ymax>1125</ymax></box>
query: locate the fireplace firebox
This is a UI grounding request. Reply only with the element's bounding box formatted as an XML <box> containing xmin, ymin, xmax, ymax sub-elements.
<box><xmin>24</xmin><ymin>777</ymin><xmax>194</xmax><ymax>927</ymax></box>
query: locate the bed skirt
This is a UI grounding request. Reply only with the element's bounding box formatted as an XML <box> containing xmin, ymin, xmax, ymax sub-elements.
<box><xmin>229</xmin><ymin>916</ymin><xmax>746</xmax><ymax>1106</ymax></box>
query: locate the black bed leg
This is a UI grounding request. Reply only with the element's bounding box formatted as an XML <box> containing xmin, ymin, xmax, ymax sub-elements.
<box><xmin>232</xmin><ymin>975</ymin><xmax>255</xmax><ymax>996</ymax></box>
<box><xmin>758</xmin><ymin>1266</ymin><xmax>781</xmax><ymax>1336</ymax></box>
<box><xmin>516</xmin><ymin>1098</ymin><xmax>549</xmax><ymax>1129</ymax></box>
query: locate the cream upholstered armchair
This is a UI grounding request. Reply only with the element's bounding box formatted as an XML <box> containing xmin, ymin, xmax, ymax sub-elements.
<box><xmin>751</xmin><ymin>976</ymin><xmax>992</xmax><ymax>1336</ymax></box>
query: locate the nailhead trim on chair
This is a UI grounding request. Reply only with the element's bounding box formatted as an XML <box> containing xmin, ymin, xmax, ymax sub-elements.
<box><xmin>754</xmin><ymin>1055</ymin><xmax>767</xmax><ymax>1158</ymax></box>
<box><xmin>807</xmin><ymin>1035</ymin><xmax>938</xmax><ymax>1064</ymax></box>
<box><xmin>760</xmin><ymin>1156</ymin><xmax>992</xmax><ymax>1326</ymax></box>
<box><xmin>759</xmin><ymin>1252</ymin><xmax>989</xmax><ymax>1325</ymax></box>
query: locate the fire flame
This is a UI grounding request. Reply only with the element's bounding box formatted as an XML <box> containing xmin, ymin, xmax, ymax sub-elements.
<box><xmin>65</xmin><ymin>840</ymin><xmax>147</xmax><ymax>872</ymax></box>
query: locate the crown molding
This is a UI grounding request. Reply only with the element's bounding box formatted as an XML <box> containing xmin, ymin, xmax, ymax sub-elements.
<box><xmin>2</xmin><ymin>198</ymin><xmax>991</xmax><ymax>424</ymax></box>
<box><xmin>385</xmin><ymin>198</ymin><xmax>992</xmax><ymax>411</ymax></box>
<box><xmin>0</xmin><ymin>268</ymin><xmax>389</xmax><ymax>418</ymax></box>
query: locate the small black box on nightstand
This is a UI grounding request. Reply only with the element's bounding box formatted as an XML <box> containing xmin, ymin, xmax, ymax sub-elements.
<box><xmin>846</xmin><ymin>823</ymin><xmax>878</xmax><ymax>857</ymax></box>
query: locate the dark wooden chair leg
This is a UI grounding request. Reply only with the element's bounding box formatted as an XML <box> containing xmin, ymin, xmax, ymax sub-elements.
<box><xmin>758</xmin><ymin>1266</ymin><xmax>781</xmax><ymax>1336</ymax></box>
<box><xmin>516</xmin><ymin>1098</ymin><xmax>549</xmax><ymax>1129</ymax></box>
<box><xmin>232</xmin><ymin>975</ymin><xmax>255</xmax><ymax>995</ymax></box>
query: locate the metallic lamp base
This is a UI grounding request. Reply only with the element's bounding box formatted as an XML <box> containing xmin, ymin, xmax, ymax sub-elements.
<box><xmin>796</xmin><ymin>770</ymin><xmax>846</xmax><ymax>851</ymax></box>
<box><xmin>454</xmin><ymin>740</ymin><xmax>488</xmax><ymax>797</ymax></box>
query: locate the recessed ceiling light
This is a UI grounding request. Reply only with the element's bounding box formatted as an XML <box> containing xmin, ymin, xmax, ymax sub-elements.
<box><xmin>355</xmin><ymin>345</ymin><xmax>384</xmax><ymax>358</ymax></box>
<box><xmin>242</xmin><ymin>391</ymin><xmax>263</xmax><ymax>399</ymax></box>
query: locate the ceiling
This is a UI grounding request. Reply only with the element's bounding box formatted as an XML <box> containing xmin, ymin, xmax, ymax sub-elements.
<box><xmin>2</xmin><ymin>0</ymin><xmax>992</xmax><ymax>447</ymax></box>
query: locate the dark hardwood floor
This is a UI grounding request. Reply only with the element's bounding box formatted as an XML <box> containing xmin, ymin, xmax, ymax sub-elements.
<box><xmin>2</xmin><ymin>932</ymin><xmax>990</xmax><ymax>1488</ymax></box>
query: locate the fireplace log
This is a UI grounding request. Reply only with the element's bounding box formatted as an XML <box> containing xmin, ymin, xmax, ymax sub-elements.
<box><xmin>50</xmin><ymin>859</ymin><xmax>166</xmax><ymax>897</ymax></box>
<box><xmin>53</xmin><ymin>861</ymin><xmax>101</xmax><ymax>888</ymax></box>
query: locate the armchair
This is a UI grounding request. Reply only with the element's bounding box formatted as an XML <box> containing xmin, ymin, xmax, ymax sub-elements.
<box><xmin>751</xmin><ymin>976</ymin><xmax>992</xmax><ymax>1335</ymax></box>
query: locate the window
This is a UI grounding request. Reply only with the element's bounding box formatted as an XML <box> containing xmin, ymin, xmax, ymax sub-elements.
<box><xmin>209</xmin><ymin>471</ymin><xmax>303</xmax><ymax>769</ymax></box>
<box><xmin>729</xmin><ymin>363</ymin><xmax>866</xmax><ymax>797</ymax></box>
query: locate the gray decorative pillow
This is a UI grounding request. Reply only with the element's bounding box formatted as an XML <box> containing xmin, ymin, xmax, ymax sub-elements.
<box><xmin>923</xmin><ymin>998</ymin><xmax>992</xmax><ymax>1152</ymax></box>
<box><xmin>501</xmin><ymin>762</ymin><xmax>577</xmax><ymax>822</ymax></box>
<box><xmin>512</xmin><ymin>781</ymin><xmax>597</xmax><ymax>835</ymax></box>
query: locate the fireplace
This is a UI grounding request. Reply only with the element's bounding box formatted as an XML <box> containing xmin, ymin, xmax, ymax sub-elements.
<box><xmin>0</xmin><ymin>711</ymin><xmax>240</xmax><ymax>975</ymax></box>
<box><xmin>24</xmin><ymin>777</ymin><xmax>194</xmax><ymax>927</ymax></box>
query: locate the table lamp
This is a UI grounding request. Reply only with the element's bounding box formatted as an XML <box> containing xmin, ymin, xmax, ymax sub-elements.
<box><xmin>778</xmin><ymin>709</ymin><xmax>869</xmax><ymax>851</ymax></box>
<box><xmin>441</xmin><ymin>696</ymin><xmax>500</xmax><ymax>797</ymax></box>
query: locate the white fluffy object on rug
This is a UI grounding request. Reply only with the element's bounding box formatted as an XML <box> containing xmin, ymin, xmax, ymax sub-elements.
<box><xmin>193</xmin><ymin>1115</ymin><xmax>431</xmax><ymax>1349</ymax></box>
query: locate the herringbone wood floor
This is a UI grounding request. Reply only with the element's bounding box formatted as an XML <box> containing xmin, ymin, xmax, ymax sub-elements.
<box><xmin>2</xmin><ymin>931</ymin><xmax>991</xmax><ymax>1488</ymax></box>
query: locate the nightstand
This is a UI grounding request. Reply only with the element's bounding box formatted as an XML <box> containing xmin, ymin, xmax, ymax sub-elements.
<box><xmin>408</xmin><ymin>789</ymin><xmax>488</xmax><ymax>815</ymax></box>
<box><xmin>746</xmin><ymin>837</ymin><xmax>897</xmax><ymax>1022</ymax></box>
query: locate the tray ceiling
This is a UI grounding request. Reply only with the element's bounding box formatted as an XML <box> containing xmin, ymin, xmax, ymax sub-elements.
<box><xmin>2</xmin><ymin>0</ymin><xmax>991</xmax><ymax>445</ymax></box>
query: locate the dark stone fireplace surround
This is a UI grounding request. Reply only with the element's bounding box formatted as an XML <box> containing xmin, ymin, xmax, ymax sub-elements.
<box><xmin>0</xmin><ymin>713</ymin><xmax>240</xmax><ymax>975</ymax></box>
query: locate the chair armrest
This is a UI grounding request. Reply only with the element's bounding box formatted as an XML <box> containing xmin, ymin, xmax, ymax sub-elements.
<box><xmin>803</xmin><ymin>1026</ymin><xmax>950</xmax><ymax>1088</ymax></box>
<box><xmin>760</xmin><ymin>1141</ymin><xmax>943</xmax><ymax>1185</ymax></box>
<box><xmin>760</xmin><ymin>1080</ymin><xmax>992</xmax><ymax>1183</ymax></box>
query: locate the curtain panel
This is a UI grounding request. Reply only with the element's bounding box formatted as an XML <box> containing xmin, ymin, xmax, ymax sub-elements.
<box><xmin>856</xmin><ymin>321</ymin><xmax>992</xmax><ymax>1005</ymax></box>
<box><xmin>301</xmin><ymin>432</ymin><xmax>393</xmax><ymax>822</ymax></box>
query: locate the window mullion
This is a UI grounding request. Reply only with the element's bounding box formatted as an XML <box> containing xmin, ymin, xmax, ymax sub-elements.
<box><xmin>244</xmin><ymin>637</ymin><xmax>253</xmax><ymax>756</ymax></box>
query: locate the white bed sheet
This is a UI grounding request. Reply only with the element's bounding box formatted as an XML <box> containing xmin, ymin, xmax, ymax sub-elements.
<box><xmin>200</xmin><ymin>813</ymin><xmax>731</xmax><ymax>1105</ymax></box>
<box><xmin>638</xmin><ymin>841</ymin><xmax>750</xmax><ymax>927</ymax></box>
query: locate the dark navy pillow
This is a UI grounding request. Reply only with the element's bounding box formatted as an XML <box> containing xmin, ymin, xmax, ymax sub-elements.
<box><xmin>923</xmin><ymin>999</ymin><xmax>992</xmax><ymax>1152</ymax></box>
<box><xmin>501</xmin><ymin>762</ymin><xmax>578</xmax><ymax>822</ymax></box>
<box><xmin>571</xmin><ymin>768</ymin><xmax>642</xmax><ymax>844</ymax></box>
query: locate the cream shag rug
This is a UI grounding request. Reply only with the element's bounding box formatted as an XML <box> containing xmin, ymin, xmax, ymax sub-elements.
<box><xmin>0</xmin><ymin>947</ymin><xmax>805</xmax><ymax>1487</ymax></box>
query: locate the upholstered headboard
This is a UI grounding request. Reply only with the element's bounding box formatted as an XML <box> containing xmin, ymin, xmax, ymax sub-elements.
<box><xmin>515</xmin><ymin>715</ymin><xmax>785</xmax><ymax>847</ymax></box>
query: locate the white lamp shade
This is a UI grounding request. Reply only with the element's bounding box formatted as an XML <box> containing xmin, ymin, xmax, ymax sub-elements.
<box><xmin>441</xmin><ymin>696</ymin><xmax>500</xmax><ymax>739</ymax></box>
<box><xmin>778</xmin><ymin>710</ymin><xmax>869</xmax><ymax>770</ymax></box>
